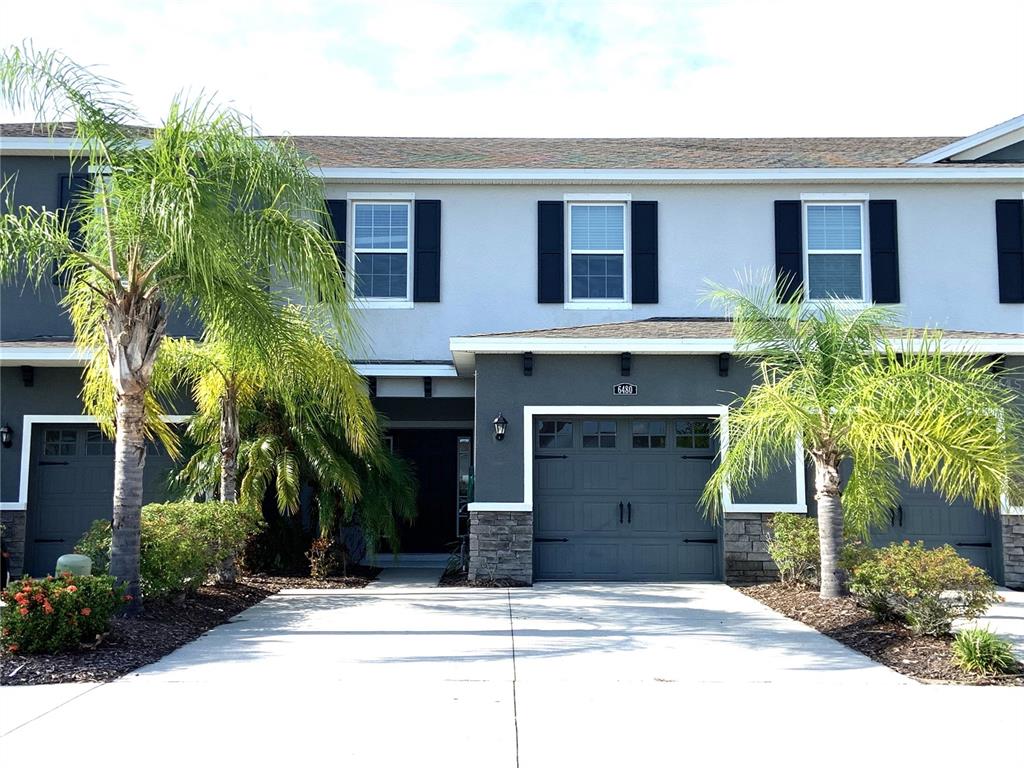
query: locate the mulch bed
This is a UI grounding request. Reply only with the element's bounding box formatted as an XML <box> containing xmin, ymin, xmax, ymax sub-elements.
<box><xmin>0</xmin><ymin>569</ymin><xmax>379</xmax><ymax>687</ymax></box>
<box><xmin>741</xmin><ymin>582</ymin><xmax>1024</xmax><ymax>686</ymax></box>
<box><xmin>438</xmin><ymin>571</ymin><xmax>528</xmax><ymax>588</ymax></box>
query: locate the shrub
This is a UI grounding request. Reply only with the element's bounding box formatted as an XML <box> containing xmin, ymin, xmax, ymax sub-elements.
<box><xmin>307</xmin><ymin>537</ymin><xmax>340</xmax><ymax>580</ymax></box>
<box><xmin>766</xmin><ymin>514</ymin><xmax>820</xmax><ymax>585</ymax></box>
<box><xmin>1</xmin><ymin>573</ymin><xmax>127</xmax><ymax>654</ymax></box>
<box><xmin>848</xmin><ymin>542</ymin><xmax>999</xmax><ymax>635</ymax></box>
<box><xmin>75</xmin><ymin>502</ymin><xmax>263</xmax><ymax>598</ymax></box>
<box><xmin>241</xmin><ymin>514</ymin><xmax>312</xmax><ymax>574</ymax></box>
<box><xmin>951</xmin><ymin>628</ymin><xmax>1019</xmax><ymax>676</ymax></box>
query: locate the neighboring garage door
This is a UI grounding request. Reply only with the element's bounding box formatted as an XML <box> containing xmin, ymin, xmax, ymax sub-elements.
<box><xmin>533</xmin><ymin>416</ymin><xmax>721</xmax><ymax>581</ymax></box>
<box><xmin>869</xmin><ymin>481</ymin><xmax>1001</xmax><ymax>579</ymax></box>
<box><xmin>24</xmin><ymin>425</ymin><xmax>178</xmax><ymax>576</ymax></box>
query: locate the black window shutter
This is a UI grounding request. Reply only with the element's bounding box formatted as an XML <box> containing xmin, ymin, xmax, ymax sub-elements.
<box><xmin>631</xmin><ymin>201</ymin><xmax>658</xmax><ymax>304</ymax></box>
<box><xmin>537</xmin><ymin>201</ymin><xmax>564</xmax><ymax>303</ymax></box>
<box><xmin>413</xmin><ymin>200</ymin><xmax>441</xmax><ymax>302</ymax></box>
<box><xmin>869</xmin><ymin>200</ymin><xmax>900</xmax><ymax>304</ymax></box>
<box><xmin>325</xmin><ymin>200</ymin><xmax>347</xmax><ymax>272</ymax></box>
<box><xmin>996</xmin><ymin>199</ymin><xmax>1024</xmax><ymax>303</ymax></box>
<box><xmin>774</xmin><ymin>201</ymin><xmax>803</xmax><ymax>301</ymax></box>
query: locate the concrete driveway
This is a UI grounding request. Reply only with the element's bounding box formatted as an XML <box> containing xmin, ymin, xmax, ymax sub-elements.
<box><xmin>2</xmin><ymin>576</ymin><xmax>1021</xmax><ymax>766</ymax></box>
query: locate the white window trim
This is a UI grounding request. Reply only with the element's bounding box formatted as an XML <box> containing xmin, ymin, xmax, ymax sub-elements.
<box><xmin>467</xmin><ymin>405</ymin><xmax>807</xmax><ymax>515</ymax></box>
<box><xmin>563</xmin><ymin>192</ymin><xmax>632</xmax><ymax>202</ymax></box>
<box><xmin>350</xmin><ymin>199</ymin><xmax>414</xmax><ymax>309</ymax></box>
<box><xmin>0</xmin><ymin>414</ymin><xmax>191</xmax><ymax>512</ymax></box>
<box><xmin>564</xmin><ymin>201</ymin><xmax>631</xmax><ymax>310</ymax></box>
<box><xmin>802</xmin><ymin>199</ymin><xmax>870</xmax><ymax>306</ymax></box>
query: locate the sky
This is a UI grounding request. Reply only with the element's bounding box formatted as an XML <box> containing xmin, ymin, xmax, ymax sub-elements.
<box><xmin>2</xmin><ymin>0</ymin><xmax>1023</xmax><ymax>138</ymax></box>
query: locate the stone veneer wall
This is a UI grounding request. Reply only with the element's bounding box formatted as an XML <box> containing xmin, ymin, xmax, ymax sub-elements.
<box><xmin>1003</xmin><ymin>514</ymin><xmax>1024</xmax><ymax>589</ymax></box>
<box><xmin>468</xmin><ymin>509</ymin><xmax>533</xmax><ymax>584</ymax></box>
<box><xmin>724</xmin><ymin>512</ymin><xmax>779</xmax><ymax>585</ymax></box>
<box><xmin>1</xmin><ymin>508</ymin><xmax>26</xmax><ymax>581</ymax></box>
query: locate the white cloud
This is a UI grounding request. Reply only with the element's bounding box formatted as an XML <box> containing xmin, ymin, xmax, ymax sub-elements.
<box><xmin>1</xmin><ymin>0</ymin><xmax>1022</xmax><ymax>137</ymax></box>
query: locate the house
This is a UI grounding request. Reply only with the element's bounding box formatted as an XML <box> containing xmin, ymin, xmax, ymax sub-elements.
<box><xmin>2</xmin><ymin>116</ymin><xmax>1023</xmax><ymax>586</ymax></box>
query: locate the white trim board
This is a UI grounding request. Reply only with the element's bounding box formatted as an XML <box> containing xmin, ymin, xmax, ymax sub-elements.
<box><xmin>0</xmin><ymin>414</ymin><xmax>191</xmax><ymax>512</ymax></box>
<box><xmin>467</xmin><ymin>405</ymin><xmax>807</xmax><ymax>516</ymax></box>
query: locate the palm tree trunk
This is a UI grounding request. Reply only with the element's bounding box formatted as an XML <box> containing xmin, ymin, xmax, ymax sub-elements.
<box><xmin>813</xmin><ymin>453</ymin><xmax>847</xmax><ymax>599</ymax></box>
<box><xmin>216</xmin><ymin>384</ymin><xmax>239</xmax><ymax>584</ymax></box>
<box><xmin>110</xmin><ymin>390</ymin><xmax>147</xmax><ymax>614</ymax></box>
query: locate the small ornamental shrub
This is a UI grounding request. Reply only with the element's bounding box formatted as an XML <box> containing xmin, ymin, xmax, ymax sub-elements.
<box><xmin>1</xmin><ymin>573</ymin><xmax>127</xmax><ymax>654</ymax></box>
<box><xmin>75</xmin><ymin>502</ymin><xmax>263</xmax><ymax>598</ymax></box>
<box><xmin>307</xmin><ymin>537</ymin><xmax>340</xmax><ymax>580</ymax></box>
<box><xmin>848</xmin><ymin>542</ymin><xmax>999</xmax><ymax>635</ymax></box>
<box><xmin>766</xmin><ymin>514</ymin><xmax>820</xmax><ymax>585</ymax></box>
<box><xmin>951</xmin><ymin>628</ymin><xmax>1019</xmax><ymax>676</ymax></box>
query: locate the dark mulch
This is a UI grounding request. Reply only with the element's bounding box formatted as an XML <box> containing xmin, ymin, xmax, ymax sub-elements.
<box><xmin>0</xmin><ymin>569</ymin><xmax>379</xmax><ymax>687</ymax></box>
<box><xmin>741</xmin><ymin>582</ymin><xmax>1024</xmax><ymax>686</ymax></box>
<box><xmin>438</xmin><ymin>571</ymin><xmax>528</xmax><ymax>589</ymax></box>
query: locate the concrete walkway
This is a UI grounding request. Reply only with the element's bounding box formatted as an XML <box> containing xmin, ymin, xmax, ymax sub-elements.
<box><xmin>2</xmin><ymin>580</ymin><xmax>1021</xmax><ymax>766</ymax></box>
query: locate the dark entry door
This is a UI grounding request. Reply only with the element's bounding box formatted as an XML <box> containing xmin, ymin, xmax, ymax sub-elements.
<box><xmin>389</xmin><ymin>428</ymin><xmax>472</xmax><ymax>553</ymax></box>
<box><xmin>25</xmin><ymin>425</ymin><xmax>177</xmax><ymax>576</ymax></box>
<box><xmin>533</xmin><ymin>417</ymin><xmax>721</xmax><ymax>581</ymax></box>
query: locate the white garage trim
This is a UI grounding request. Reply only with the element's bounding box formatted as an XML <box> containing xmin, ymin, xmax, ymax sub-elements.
<box><xmin>0</xmin><ymin>414</ymin><xmax>191</xmax><ymax>512</ymax></box>
<box><xmin>468</xmin><ymin>405</ymin><xmax>807</xmax><ymax>515</ymax></box>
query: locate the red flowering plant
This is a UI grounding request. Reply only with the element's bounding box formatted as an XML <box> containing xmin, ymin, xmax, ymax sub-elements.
<box><xmin>1</xmin><ymin>572</ymin><xmax>125</xmax><ymax>654</ymax></box>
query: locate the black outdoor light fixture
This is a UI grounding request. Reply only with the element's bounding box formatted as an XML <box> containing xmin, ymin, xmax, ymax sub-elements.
<box><xmin>0</xmin><ymin>423</ymin><xmax>13</xmax><ymax>448</ymax></box>
<box><xmin>493</xmin><ymin>413</ymin><xmax>508</xmax><ymax>441</ymax></box>
<box><xmin>718</xmin><ymin>353</ymin><xmax>731</xmax><ymax>378</ymax></box>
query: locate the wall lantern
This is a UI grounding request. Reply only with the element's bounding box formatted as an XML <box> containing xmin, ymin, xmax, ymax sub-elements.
<box><xmin>0</xmin><ymin>423</ymin><xmax>13</xmax><ymax>448</ymax></box>
<box><xmin>718</xmin><ymin>353</ymin><xmax>731</xmax><ymax>378</ymax></box>
<box><xmin>493</xmin><ymin>413</ymin><xmax>508</xmax><ymax>441</ymax></box>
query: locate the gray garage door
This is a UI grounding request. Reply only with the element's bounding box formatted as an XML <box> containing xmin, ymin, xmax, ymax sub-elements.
<box><xmin>24</xmin><ymin>425</ymin><xmax>178</xmax><ymax>576</ymax></box>
<box><xmin>533</xmin><ymin>417</ymin><xmax>721</xmax><ymax>581</ymax></box>
<box><xmin>869</xmin><ymin>481</ymin><xmax>1001</xmax><ymax>579</ymax></box>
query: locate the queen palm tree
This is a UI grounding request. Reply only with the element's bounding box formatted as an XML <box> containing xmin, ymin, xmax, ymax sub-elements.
<box><xmin>0</xmin><ymin>46</ymin><xmax>351</xmax><ymax>610</ymax></box>
<box><xmin>701</xmin><ymin>277</ymin><xmax>1024</xmax><ymax>599</ymax></box>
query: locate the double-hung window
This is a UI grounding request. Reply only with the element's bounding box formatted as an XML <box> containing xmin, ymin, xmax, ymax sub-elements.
<box><xmin>352</xmin><ymin>201</ymin><xmax>411</xmax><ymax>301</ymax></box>
<box><xmin>804</xmin><ymin>202</ymin><xmax>866</xmax><ymax>301</ymax></box>
<box><xmin>569</xmin><ymin>203</ymin><xmax>627</xmax><ymax>304</ymax></box>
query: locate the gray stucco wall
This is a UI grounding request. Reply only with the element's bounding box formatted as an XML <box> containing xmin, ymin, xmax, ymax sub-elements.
<box><xmin>472</xmin><ymin>352</ymin><xmax>797</xmax><ymax>506</ymax></box>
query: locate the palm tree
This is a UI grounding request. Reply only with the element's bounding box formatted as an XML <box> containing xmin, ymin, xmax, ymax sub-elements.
<box><xmin>0</xmin><ymin>46</ymin><xmax>351</xmax><ymax>610</ymax></box>
<box><xmin>701</xmin><ymin>277</ymin><xmax>1024</xmax><ymax>599</ymax></box>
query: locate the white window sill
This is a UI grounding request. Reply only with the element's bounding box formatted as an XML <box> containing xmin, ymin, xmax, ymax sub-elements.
<box><xmin>354</xmin><ymin>299</ymin><xmax>415</xmax><ymax>310</ymax></box>
<box><xmin>563</xmin><ymin>301</ymin><xmax>633</xmax><ymax>311</ymax></box>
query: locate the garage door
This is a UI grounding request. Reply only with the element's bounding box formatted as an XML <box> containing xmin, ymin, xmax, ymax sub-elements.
<box><xmin>24</xmin><ymin>425</ymin><xmax>178</xmax><ymax>576</ymax></box>
<box><xmin>533</xmin><ymin>417</ymin><xmax>721</xmax><ymax>581</ymax></box>
<box><xmin>869</xmin><ymin>482</ymin><xmax>1000</xmax><ymax>578</ymax></box>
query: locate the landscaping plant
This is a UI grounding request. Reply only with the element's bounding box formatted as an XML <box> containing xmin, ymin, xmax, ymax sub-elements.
<box><xmin>848</xmin><ymin>542</ymin><xmax>999</xmax><ymax>635</ymax></box>
<box><xmin>951</xmin><ymin>628</ymin><xmax>1019</xmax><ymax>676</ymax></box>
<box><xmin>701</xmin><ymin>274</ymin><xmax>1024</xmax><ymax>598</ymax></box>
<box><xmin>2</xmin><ymin>573</ymin><xmax>127</xmax><ymax>654</ymax></box>
<box><xmin>765</xmin><ymin>514</ymin><xmax>820</xmax><ymax>585</ymax></box>
<box><xmin>0</xmin><ymin>45</ymin><xmax>351</xmax><ymax>611</ymax></box>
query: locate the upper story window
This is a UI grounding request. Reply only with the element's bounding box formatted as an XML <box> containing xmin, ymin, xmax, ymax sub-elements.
<box><xmin>804</xmin><ymin>202</ymin><xmax>865</xmax><ymax>301</ymax></box>
<box><xmin>569</xmin><ymin>203</ymin><xmax>628</xmax><ymax>303</ymax></box>
<box><xmin>352</xmin><ymin>201</ymin><xmax>411</xmax><ymax>301</ymax></box>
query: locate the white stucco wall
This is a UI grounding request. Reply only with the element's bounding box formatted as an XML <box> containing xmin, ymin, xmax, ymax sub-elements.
<box><xmin>332</xmin><ymin>181</ymin><xmax>1024</xmax><ymax>362</ymax></box>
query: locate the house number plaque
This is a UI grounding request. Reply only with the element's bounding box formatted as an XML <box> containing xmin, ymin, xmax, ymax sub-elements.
<box><xmin>613</xmin><ymin>382</ymin><xmax>638</xmax><ymax>396</ymax></box>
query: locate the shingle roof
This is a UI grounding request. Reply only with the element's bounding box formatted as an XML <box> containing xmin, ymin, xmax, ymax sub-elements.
<box><xmin>464</xmin><ymin>317</ymin><xmax>1024</xmax><ymax>340</ymax></box>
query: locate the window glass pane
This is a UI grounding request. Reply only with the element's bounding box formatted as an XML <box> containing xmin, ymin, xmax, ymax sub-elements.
<box><xmin>571</xmin><ymin>254</ymin><xmax>625</xmax><ymax>299</ymax></box>
<box><xmin>632</xmin><ymin>420</ymin><xmax>666</xmax><ymax>448</ymax></box>
<box><xmin>582</xmin><ymin>420</ymin><xmax>616</xmax><ymax>448</ymax></box>
<box><xmin>570</xmin><ymin>205</ymin><xmax>624</xmax><ymax>251</ymax></box>
<box><xmin>44</xmin><ymin>429</ymin><xmax>77</xmax><ymax>456</ymax></box>
<box><xmin>354</xmin><ymin>252</ymin><xmax>408</xmax><ymax>298</ymax></box>
<box><xmin>806</xmin><ymin>205</ymin><xmax>861</xmax><ymax>251</ymax></box>
<box><xmin>354</xmin><ymin>203</ymin><xmax>408</xmax><ymax>250</ymax></box>
<box><xmin>676</xmin><ymin>419</ymin><xmax>713</xmax><ymax>449</ymax></box>
<box><xmin>807</xmin><ymin>254</ymin><xmax>863</xmax><ymax>300</ymax></box>
<box><xmin>538</xmin><ymin>420</ymin><xmax>573</xmax><ymax>449</ymax></box>
<box><xmin>86</xmin><ymin>429</ymin><xmax>114</xmax><ymax>456</ymax></box>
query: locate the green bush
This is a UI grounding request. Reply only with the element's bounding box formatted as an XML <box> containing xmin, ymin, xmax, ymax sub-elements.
<box><xmin>75</xmin><ymin>502</ymin><xmax>263</xmax><ymax>598</ymax></box>
<box><xmin>848</xmin><ymin>542</ymin><xmax>999</xmax><ymax>635</ymax></box>
<box><xmin>2</xmin><ymin>573</ymin><xmax>127</xmax><ymax>654</ymax></box>
<box><xmin>766</xmin><ymin>514</ymin><xmax>820</xmax><ymax>585</ymax></box>
<box><xmin>951</xmin><ymin>628</ymin><xmax>1019</xmax><ymax>676</ymax></box>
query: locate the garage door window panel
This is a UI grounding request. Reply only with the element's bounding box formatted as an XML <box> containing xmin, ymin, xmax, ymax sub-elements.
<box><xmin>538</xmin><ymin>420</ymin><xmax>573</xmax><ymax>449</ymax></box>
<box><xmin>86</xmin><ymin>430</ymin><xmax>115</xmax><ymax>456</ymax></box>
<box><xmin>44</xmin><ymin>429</ymin><xmax>77</xmax><ymax>456</ymax></box>
<box><xmin>582</xmin><ymin>420</ymin><xmax>617</xmax><ymax>448</ymax></box>
<box><xmin>675</xmin><ymin>419</ymin><xmax>712</xmax><ymax>449</ymax></box>
<box><xmin>632</xmin><ymin>420</ymin><xmax>667</xmax><ymax>448</ymax></box>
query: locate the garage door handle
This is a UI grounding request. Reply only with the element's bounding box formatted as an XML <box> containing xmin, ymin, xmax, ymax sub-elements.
<box><xmin>619</xmin><ymin>502</ymin><xmax>624</xmax><ymax>524</ymax></box>
<box><xmin>534</xmin><ymin>537</ymin><xmax>569</xmax><ymax>543</ymax></box>
<box><xmin>683</xmin><ymin>538</ymin><xmax>718</xmax><ymax>544</ymax></box>
<box><xmin>535</xmin><ymin>454</ymin><xmax>568</xmax><ymax>460</ymax></box>
<box><xmin>680</xmin><ymin>456</ymin><xmax>714</xmax><ymax>461</ymax></box>
<box><xmin>955</xmin><ymin>542</ymin><xmax>992</xmax><ymax>548</ymax></box>
<box><xmin>627</xmin><ymin>502</ymin><xmax>632</xmax><ymax>523</ymax></box>
<box><xmin>38</xmin><ymin>461</ymin><xmax>70</xmax><ymax>466</ymax></box>
<box><xmin>33</xmin><ymin>538</ymin><xmax>65</xmax><ymax>543</ymax></box>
